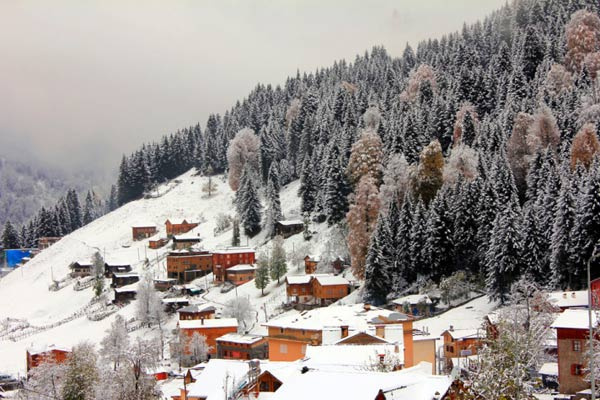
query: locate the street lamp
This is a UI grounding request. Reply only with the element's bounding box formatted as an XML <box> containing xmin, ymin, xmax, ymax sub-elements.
<box><xmin>587</xmin><ymin>240</ymin><xmax>600</xmax><ymax>400</ymax></box>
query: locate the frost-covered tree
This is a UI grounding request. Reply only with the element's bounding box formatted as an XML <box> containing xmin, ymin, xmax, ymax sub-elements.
<box><xmin>100</xmin><ymin>314</ymin><xmax>129</xmax><ymax>371</ymax></box>
<box><xmin>443</xmin><ymin>145</ymin><xmax>479</xmax><ymax>185</ymax></box>
<box><xmin>188</xmin><ymin>332</ymin><xmax>211</xmax><ymax>365</ymax></box>
<box><xmin>254</xmin><ymin>252</ymin><xmax>270</xmax><ymax>296</ymax></box>
<box><xmin>61</xmin><ymin>342</ymin><xmax>99</xmax><ymax>400</ymax></box>
<box><xmin>571</xmin><ymin>123</ymin><xmax>600</xmax><ymax>170</ymax></box>
<box><xmin>414</xmin><ymin>140</ymin><xmax>444</xmax><ymax>205</ymax></box>
<box><xmin>347</xmin><ymin>176</ymin><xmax>380</xmax><ymax>280</ymax></box>
<box><xmin>2</xmin><ymin>220</ymin><xmax>19</xmax><ymax>249</ymax></box>
<box><xmin>347</xmin><ymin>130</ymin><xmax>383</xmax><ymax>185</ymax></box>
<box><xmin>269</xmin><ymin>235</ymin><xmax>287</xmax><ymax>284</ymax></box>
<box><xmin>91</xmin><ymin>251</ymin><xmax>105</xmax><ymax>297</ymax></box>
<box><xmin>507</xmin><ymin>112</ymin><xmax>534</xmax><ymax>200</ymax></box>
<box><xmin>136</xmin><ymin>272</ymin><xmax>163</xmax><ymax>328</ymax></box>
<box><xmin>527</xmin><ymin>105</ymin><xmax>560</xmax><ymax>154</ymax></box>
<box><xmin>227</xmin><ymin>128</ymin><xmax>260</xmax><ymax>191</ymax></box>
<box><xmin>263</xmin><ymin>165</ymin><xmax>283</xmax><ymax>238</ymax></box>
<box><xmin>379</xmin><ymin>154</ymin><xmax>410</xmax><ymax>212</ymax></box>
<box><xmin>400</xmin><ymin>64</ymin><xmax>437</xmax><ymax>102</ymax></box>
<box><xmin>22</xmin><ymin>352</ymin><xmax>66</xmax><ymax>400</ymax></box>
<box><xmin>565</xmin><ymin>10</ymin><xmax>600</xmax><ymax>73</ymax></box>
<box><xmin>363</xmin><ymin>206</ymin><xmax>395</xmax><ymax>305</ymax></box>
<box><xmin>223</xmin><ymin>297</ymin><xmax>255</xmax><ymax>333</ymax></box>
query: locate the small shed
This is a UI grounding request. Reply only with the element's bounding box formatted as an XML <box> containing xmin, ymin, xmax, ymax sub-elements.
<box><xmin>274</xmin><ymin>220</ymin><xmax>304</xmax><ymax>238</ymax></box>
<box><xmin>391</xmin><ymin>294</ymin><xmax>434</xmax><ymax>316</ymax></box>
<box><xmin>113</xmin><ymin>284</ymin><xmax>137</xmax><ymax>303</ymax></box>
<box><xmin>154</xmin><ymin>278</ymin><xmax>177</xmax><ymax>291</ymax></box>
<box><xmin>111</xmin><ymin>272</ymin><xmax>140</xmax><ymax>288</ymax></box>
<box><xmin>69</xmin><ymin>261</ymin><xmax>92</xmax><ymax>278</ymax></box>
<box><xmin>178</xmin><ymin>303</ymin><xmax>216</xmax><ymax>320</ymax></box>
<box><xmin>131</xmin><ymin>224</ymin><xmax>157</xmax><ymax>241</ymax></box>
<box><xmin>162</xmin><ymin>297</ymin><xmax>190</xmax><ymax>313</ymax></box>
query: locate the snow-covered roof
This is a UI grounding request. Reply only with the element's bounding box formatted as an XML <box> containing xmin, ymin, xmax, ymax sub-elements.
<box><xmin>539</xmin><ymin>362</ymin><xmax>558</xmax><ymax>376</ymax></box>
<box><xmin>179</xmin><ymin>318</ymin><xmax>238</xmax><ymax>329</ymax></box>
<box><xmin>276</xmin><ymin>220</ymin><xmax>304</xmax><ymax>226</ymax></box>
<box><xmin>268</xmin><ymin>362</ymin><xmax>450</xmax><ymax>400</ymax></box>
<box><xmin>173</xmin><ymin>226</ymin><xmax>202</xmax><ymax>241</ymax></box>
<box><xmin>131</xmin><ymin>222</ymin><xmax>156</xmax><ymax>228</ymax></box>
<box><xmin>212</xmin><ymin>246</ymin><xmax>255</xmax><ymax>254</ymax></box>
<box><xmin>216</xmin><ymin>333</ymin><xmax>265</xmax><ymax>344</ymax></box>
<box><xmin>313</xmin><ymin>275</ymin><xmax>349</xmax><ymax>286</ymax></box>
<box><xmin>551</xmin><ymin>308</ymin><xmax>598</xmax><ymax>330</ymax></box>
<box><xmin>70</xmin><ymin>260</ymin><xmax>92</xmax><ymax>267</ymax></box>
<box><xmin>185</xmin><ymin>359</ymin><xmax>250</xmax><ymax>399</ymax></box>
<box><xmin>178</xmin><ymin>303</ymin><xmax>216</xmax><ymax>314</ymax></box>
<box><xmin>227</xmin><ymin>264</ymin><xmax>256</xmax><ymax>272</ymax></box>
<box><xmin>304</xmin><ymin>344</ymin><xmax>402</xmax><ymax>367</ymax></box>
<box><xmin>161</xmin><ymin>297</ymin><xmax>189</xmax><ymax>304</ymax></box>
<box><xmin>441</xmin><ymin>328</ymin><xmax>482</xmax><ymax>340</ymax></box>
<box><xmin>114</xmin><ymin>282</ymin><xmax>138</xmax><ymax>293</ymax></box>
<box><xmin>392</xmin><ymin>294</ymin><xmax>433</xmax><ymax>306</ymax></box>
<box><xmin>305</xmin><ymin>254</ymin><xmax>320</xmax><ymax>262</ymax></box>
<box><xmin>27</xmin><ymin>343</ymin><xmax>71</xmax><ymax>355</ymax></box>
<box><xmin>112</xmin><ymin>272</ymin><xmax>139</xmax><ymax>278</ymax></box>
<box><xmin>264</xmin><ymin>304</ymin><xmax>410</xmax><ymax>333</ymax></box>
<box><xmin>286</xmin><ymin>275</ymin><xmax>313</xmax><ymax>285</ymax></box>
<box><xmin>166</xmin><ymin>219</ymin><xmax>196</xmax><ymax>225</ymax></box>
<box><xmin>332</xmin><ymin>330</ymin><xmax>391</xmax><ymax>345</ymax></box>
<box><xmin>546</xmin><ymin>291</ymin><xmax>589</xmax><ymax>308</ymax></box>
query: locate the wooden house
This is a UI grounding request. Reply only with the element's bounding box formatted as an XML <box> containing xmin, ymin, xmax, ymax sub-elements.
<box><xmin>285</xmin><ymin>274</ymin><xmax>350</xmax><ymax>306</ymax></box>
<box><xmin>286</xmin><ymin>275</ymin><xmax>314</xmax><ymax>304</ymax></box>
<box><xmin>179</xmin><ymin>318</ymin><xmax>238</xmax><ymax>355</ymax></box>
<box><xmin>225</xmin><ymin>264</ymin><xmax>256</xmax><ymax>285</ymax></box>
<box><xmin>551</xmin><ymin>309</ymin><xmax>599</xmax><ymax>394</ymax></box>
<box><xmin>440</xmin><ymin>327</ymin><xmax>483</xmax><ymax>370</ymax></box>
<box><xmin>331</xmin><ymin>256</ymin><xmax>348</xmax><ymax>274</ymax></box>
<box><xmin>131</xmin><ymin>224</ymin><xmax>157</xmax><ymax>241</ymax></box>
<box><xmin>178</xmin><ymin>303</ymin><xmax>216</xmax><ymax>320</ymax></box>
<box><xmin>154</xmin><ymin>278</ymin><xmax>177</xmax><ymax>291</ymax></box>
<box><xmin>149</xmin><ymin>238</ymin><xmax>168</xmax><ymax>249</ymax></box>
<box><xmin>165</xmin><ymin>219</ymin><xmax>199</xmax><ymax>237</ymax></box>
<box><xmin>26</xmin><ymin>345</ymin><xmax>70</xmax><ymax>373</ymax></box>
<box><xmin>114</xmin><ymin>284</ymin><xmax>137</xmax><ymax>303</ymax></box>
<box><xmin>167</xmin><ymin>250</ymin><xmax>213</xmax><ymax>283</ymax></box>
<box><xmin>162</xmin><ymin>298</ymin><xmax>190</xmax><ymax>313</ymax></box>
<box><xmin>274</xmin><ymin>220</ymin><xmax>304</xmax><ymax>238</ymax></box>
<box><xmin>304</xmin><ymin>255</ymin><xmax>319</xmax><ymax>274</ymax></box>
<box><xmin>172</xmin><ymin>230</ymin><xmax>202</xmax><ymax>250</ymax></box>
<box><xmin>111</xmin><ymin>272</ymin><xmax>139</xmax><ymax>288</ymax></box>
<box><xmin>546</xmin><ymin>291</ymin><xmax>589</xmax><ymax>311</ymax></box>
<box><xmin>104</xmin><ymin>261</ymin><xmax>132</xmax><ymax>278</ymax></box>
<box><xmin>212</xmin><ymin>247</ymin><xmax>256</xmax><ymax>282</ymax></box>
<box><xmin>38</xmin><ymin>236</ymin><xmax>61</xmax><ymax>249</ymax></box>
<box><xmin>216</xmin><ymin>333</ymin><xmax>268</xmax><ymax>360</ymax></box>
<box><xmin>69</xmin><ymin>261</ymin><xmax>92</xmax><ymax>278</ymax></box>
<box><xmin>392</xmin><ymin>294</ymin><xmax>434</xmax><ymax>316</ymax></box>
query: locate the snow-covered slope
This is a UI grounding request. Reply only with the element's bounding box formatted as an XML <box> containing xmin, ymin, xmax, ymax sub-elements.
<box><xmin>0</xmin><ymin>169</ymin><xmax>337</xmax><ymax>376</ymax></box>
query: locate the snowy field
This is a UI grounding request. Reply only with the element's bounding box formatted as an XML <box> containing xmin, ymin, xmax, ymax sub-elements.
<box><xmin>0</xmin><ymin>170</ymin><xmax>336</xmax><ymax>376</ymax></box>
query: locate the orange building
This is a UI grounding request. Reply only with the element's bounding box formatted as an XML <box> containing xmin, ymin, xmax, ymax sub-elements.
<box><xmin>285</xmin><ymin>274</ymin><xmax>350</xmax><ymax>305</ymax></box>
<box><xmin>165</xmin><ymin>219</ymin><xmax>199</xmax><ymax>237</ymax></box>
<box><xmin>26</xmin><ymin>345</ymin><xmax>70</xmax><ymax>373</ymax></box>
<box><xmin>167</xmin><ymin>250</ymin><xmax>213</xmax><ymax>284</ymax></box>
<box><xmin>149</xmin><ymin>238</ymin><xmax>168</xmax><ymax>249</ymax></box>
<box><xmin>179</xmin><ymin>318</ymin><xmax>238</xmax><ymax>355</ymax></box>
<box><xmin>225</xmin><ymin>264</ymin><xmax>256</xmax><ymax>285</ymax></box>
<box><xmin>440</xmin><ymin>328</ymin><xmax>482</xmax><ymax>370</ymax></box>
<box><xmin>212</xmin><ymin>247</ymin><xmax>256</xmax><ymax>282</ymax></box>
<box><xmin>263</xmin><ymin>304</ymin><xmax>414</xmax><ymax>367</ymax></box>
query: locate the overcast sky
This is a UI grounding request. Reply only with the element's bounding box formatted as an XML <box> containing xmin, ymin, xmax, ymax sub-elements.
<box><xmin>0</xmin><ymin>0</ymin><xmax>506</xmax><ymax>175</ymax></box>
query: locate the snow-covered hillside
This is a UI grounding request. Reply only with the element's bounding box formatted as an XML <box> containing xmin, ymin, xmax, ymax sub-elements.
<box><xmin>0</xmin><ymin>169</ymin><xmax>338</xmax><ymax>376</ymax></box>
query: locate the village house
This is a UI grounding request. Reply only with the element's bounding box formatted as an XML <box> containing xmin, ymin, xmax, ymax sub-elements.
<box><xmin>212</xmin><ymin>247</ymin><xmax>256</xmax><ymax>282</ymax></box>
<box><xmin>285</xmin><ymin>274</ymin><xmax>350</xmax><ymax>306</ymax></box>
<box><xmin>179</xmin><ymin>318</ymin><xmax>238</xmax><ymax>355</ymax></box>
<box><xmin>111</xmin><ymin>271</ymin><xmax>139</xmax><ymax>288</ymax></box>
<box><xmin>225</xmin><ymin>264</ymin><xmax>256</xmax><ymax>285</ymax></box>
<box><xmin>331</xmin><ymin>256</ymin><xmax>348</xmax><ymax>275</ymax></box>
<box><xmin>216</xmin><ymin>333</ymin><xmax>268</xmax><ymax>360</ymax></box>
<box><xmin>149</xmin><ymin>238</ymin><xmax>168</xmax><ymax>249</ymax></box>
<box><xmin>162</xmin><ymin>298</ymin><xmax>190</xmax><ymax>313</ymax></box>
<box><xmin>551</xmin><ymin>308</ymin><xmax>599</xmax><ymax>394</ymax></box>
<box><xmin>154</xmin><ymin>278</ymin><xmax>177</xmax><ymax>291</ymax></box>
<box><xmin>178</xmin><ymin>303</ymin><xmax>216</xmax><ymax>320</ymax></box>
<box><xmin>172</xmin><ymin>227</ymin><xmax>202</xmax><ymax>250</ymax></box>
<box><xmin>113</xmin><ymin>283</ymin><xmax>137</xmax><ymax>303</ymax></box>
<box><xmin>263</xmin><ymin>304</ymin><xmax>417</xmax><ymax>367</ymax></box>
<box><xmin>167</xmin><ymin>250</ymin><xmax>213</xmax><ymax>284</ymax></box>
<box><xmin>546</xmin><ymin>290</ymin><xmax>589</xmax><ymax>311</ymax></box>
<box><xmin>274</xmin><ymin>220</ymin><xmax>304</xmax><ymax>238</ymax></box>
<box><xmin>303</xmin><ymin>255</ymin><xmax>319</xmax><ymax>274</ymax></box>
<box><xmin>38</xmin><ymin>236</ymin><xmax>61</xmax><ymax>249</ymax></box>
<box><xmin>69</xmin><ymin>261</ymin><xmax>92</xmax><ymax>278</ymax></box>
<box><xmin>26</xmin><ymin>344</ymin><xmax>70</xmax><ymax>373</ymax></box>
<box><xmin>131</xmin><ymin>223</ymin><xmax>157</xmax><ymax>241</ymax></box>
<box><xmin>392</xmin><ymin>294</ymin><xmax>434</xmax><ymax>316</ymax></box>
<box><xmin>165</xmin><ymin>219</ymin><xmax>199</xmax><ymax>237</ymax></box>
<box><xmin>440</xmin><ymin>327</ymin><xmax>483</xmax><ymax>371</ymax></box>
<box><xmin>104</xmin><ymin>260</ymin><xmax>132</xmax><ymax>278</ymax></box>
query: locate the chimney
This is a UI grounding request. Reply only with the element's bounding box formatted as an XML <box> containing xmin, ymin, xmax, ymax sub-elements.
<box><xmin>449</xmin><ymin>325</ymin><xmax>454</xmax><ymax>332</ymax></box>
<box><xmin>394</xmin><ymin>344</ymin><xmax>400</xmax><ymax>354</ymax></box>
<box><xmin>201</xmin><ymin>318</ymin><xmax>204</xmax><ymax>325</ymax></box>
<box><xmin>364</xmin><ymin>303</ymin><xmax>371</xmax><ymax>312</ymax></box>
<box><xmin>341</xmin><ymin>325</ymin><xmax>349</xmax><ymax>338</ymax></box>
<box><xmin>572</xmin><ymin>292</ymin><xmax>576</xmax><ymax>298</ymax></box>
<box><xmin>563</xmin><ymin>293</ymin><xmax>567</xmax><ymax>299</ymax></box>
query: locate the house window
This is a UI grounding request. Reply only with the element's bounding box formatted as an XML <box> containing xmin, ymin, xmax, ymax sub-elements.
<box><xmin>573</xmin><ymin>340</ymin><xmax>581</xmax><ymax>352</ymax></box>
<box><xmin>446</xmin><ymin>345</ymin><xmax>454</xmax><ymax>353</ymax></box>
<box><xmin>572</xmin><ymin>364</ymin><xmax>584</xmax><ymax>376</ymax></box>
<box><xmin>280</xmin><ymin>328</ymin><xmax>284</xmax><ymax>334</ymax></box>
<box><xmin>280</xmin><ymin>344</ymin><xmax>288</xmax><ymax>354</ymax></box>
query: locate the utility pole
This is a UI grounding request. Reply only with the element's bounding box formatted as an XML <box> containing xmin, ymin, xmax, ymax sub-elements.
<box><xmin>587</xmin><ymin>240</ymin><xmax>599</xmax><ymax>400</ymax></box>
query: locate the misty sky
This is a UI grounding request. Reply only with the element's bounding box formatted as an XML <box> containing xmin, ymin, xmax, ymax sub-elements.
<box><xmin>0</xmin><ymin>0</ymin><xmax>506</xmax><ymax>175</ymax></box>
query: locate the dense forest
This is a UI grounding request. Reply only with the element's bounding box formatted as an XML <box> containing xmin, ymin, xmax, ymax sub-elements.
<box><xmin>8</xmin><ymin>0</ymin><xmax>600</xmax><ymax>304</ymax></box>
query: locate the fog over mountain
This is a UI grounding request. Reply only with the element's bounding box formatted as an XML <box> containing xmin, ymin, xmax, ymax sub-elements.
<box><xmin>0</xmin><ymin>0</ymin><xmax>505</xmax><ymax>174</ymax></box>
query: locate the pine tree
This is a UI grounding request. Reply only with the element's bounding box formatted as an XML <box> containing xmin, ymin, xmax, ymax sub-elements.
<box><xmin>324</xmin><ymin>145</ymin><xmax>351</xmax><ymax>225</ymax></box>
<box><xmin>424</xmin><ymin>189</ymin><xmax>454</xmax><ymax>281</ymax></box>
<box><xmin>263</xmin><ymin>165</ymin><xmax>283</xmax><ymax>238</ymax></box>
<box><xmin>66</xmin><ymin>189</ymin><xmax>82</xmax><ymax>231</ymax></box>
<box><xmin>550</xmin><ymin>170</ymin><xmax>577</xmax><ymax>290</ymax></box>
<box><xmin>391</xmin><ymin>195</ymin><xmax>413</xmax><ymax>294</ymax></box>
<box><xmin>363</xmin><ymin>208</ymin><xmax>394</xmax><ymax>305</ymax></box>
<box><xmin>270</xmin><ymin>235</ymin><xmax>287</xmax><ymax>284</ymax></box>
<box><xmin>232</xmin><ymin>218</ymin><xmax>240</xmax><ymax>246</ymax></box>
<box><xmin>298</xmin><ymin>157</ymin><xmax>316</xmax><ymax>214</ymax></box>
<box><xmin>61</xmin><ymin>342</ymin><xmax>99</xmax><ymax>400</ymax></box>
<box><xmin>236</xmin><ymin>168</ymin><xmax>262</xmax><ymax>237</ymax></box>
<box><xmin>255</xmin><ymin>252</ymin><xmax>270</xmax><ymax>295</ymax></box>
<box><xmin>82</xmin><ymin>191</ymin><xmax>95</xmax><ymax>225</ymax></box>
<box><xmin>409</xmin><ymin>199</ymin><xmax>429</xmax><ymax>279</ymax></box>
<box><xmin>2</xmin><ymin>221</ymin><xmax>20</xmax><ymax>248</ymax></box>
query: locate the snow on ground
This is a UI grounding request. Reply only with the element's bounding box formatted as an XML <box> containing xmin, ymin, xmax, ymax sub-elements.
<box><xmin>0</xmin><ymin>169</ymin><xmax>341</xmax><ymax>376</ymax></box>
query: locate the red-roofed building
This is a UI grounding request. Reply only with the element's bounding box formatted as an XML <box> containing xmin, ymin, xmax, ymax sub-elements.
<box><xmin>212</xmin><ymin>247</ymin><xmax>256</xmax><ymax>282</ymax></box>
<box><xmin>165</xmin><ymin>219</ymin><xmax>199</xmax><ymax>237</ymax></box>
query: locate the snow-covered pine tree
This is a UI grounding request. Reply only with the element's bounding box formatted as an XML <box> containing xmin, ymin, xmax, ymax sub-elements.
<box><xmin>298</xmin><ymin>157</ymin><xmax>316</xmax><ymax>214</ymax></box>
<box><xmin>324</xmin><ymin>144</ymin><xmax>351</xmax><ymax>225</ymax></box>
<box><xmin>255</xmin><ymin>252</ymin><xmax>270</xmax><ymax>296</ymax></box>
<box><xmin>363</xmin><ymin>204</ymin><xmax>395</xmax><ymax>305</ymax></box>
<box><xmin>263</xmin><ymin>165</ymin><xmax>283</xmax><ymax>238</ymax></box>
<box><xmin>82</xmin><ymin>191</ymin><xmax>95</xmax><ymax>225</ymax></box>
<box><xmin>236</xmin><ymin>167</ymin><xmax>262</xmax><ymax>237</ymax></box>
<box><xmin>2</xmin><ymin>220</ymin><xmax>20</xmax><ymax>248</ymax></box>
<box><xmin>390</xmin><ymin>194</ymin><xmax>413</xmax><ymax>295</ymax></box>
<box><xmin>409</xmin><ymin>198</ymin><xmax>429</xmax><ymax>279</ymax></box>
<box><xmin>424</xmin><ymin>188</ymin><xmax>454</xmax><ymax>281</ymax></box>
<box><xmin>269</xmin><ymin>235</ymin><xmax>287</xmax><ymax>284</ymax></box>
